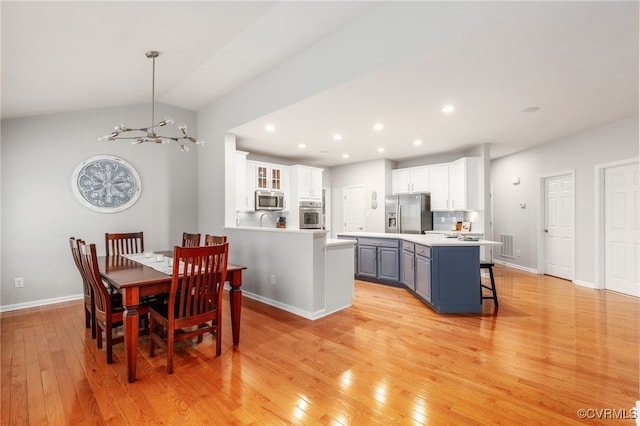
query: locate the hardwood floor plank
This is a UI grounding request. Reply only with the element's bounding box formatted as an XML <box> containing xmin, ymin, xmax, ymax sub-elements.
<box><xmin>1</xmin><ymin>265</ymin><xmax>638</xmax><ymax>425</ymax></box>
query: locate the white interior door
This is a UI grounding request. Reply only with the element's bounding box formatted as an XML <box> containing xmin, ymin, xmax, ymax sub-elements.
<box><xmin>343</xmin><ymin>186</ymin><xmax>365</xmax><ymax>232</ymax></box>
<box><xmin>544</xmin><ymin>174</ymin><xmax>574</xmax><ymax>280</ymax></box>
<box><xmin>604</xmin><ymin>163</ymin><xmax>639</xmax><ymax>297</ymax></box>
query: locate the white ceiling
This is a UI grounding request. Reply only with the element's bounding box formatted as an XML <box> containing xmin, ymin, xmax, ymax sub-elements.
<box><xmin>2</xmin><ymin>1</ymin><xmax>638</xmax><ymax>166</ymax></box>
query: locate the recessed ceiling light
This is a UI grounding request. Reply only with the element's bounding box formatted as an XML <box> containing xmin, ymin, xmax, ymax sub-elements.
<box><xmin>342</xmin><ymin>154</ymin><xmax>349</xmax><ymax>159</ymax></box>
<box><xmin>413</xmin><ymin>139</ymin><xmax>423</xmax><ymax>146</ymax></box>
<box><xmin>521</xmin><ymin>106</ymin><xmax>541</xmax><ymax>113</ymax></box>
<box><xmin>264</xmin><ymin>124</ymin><xmax>275</xmax><ymax>132</ymax></box>
<box><xmin>373</xmin><ymin>123</ymin><xmax>384</xmax><ymax>131</ymax></box>
<box><xmin>333</xmin><ymin>134</ymin><xmax>343</xmax><ymax>141</ymax></box>
<box><xmin>377</xmin><ymin>147</ymin><xmax>384</xmax><ymax>153</ymax></box>
<box><xmin>441</xmin><ymin>105</ymin><xmax>455</xmax><ymax>114</ymax></box>
<box><xmin>298</xmin><ymin>143</ymin><xmax>306</xmax><ymax>149</ymax></box>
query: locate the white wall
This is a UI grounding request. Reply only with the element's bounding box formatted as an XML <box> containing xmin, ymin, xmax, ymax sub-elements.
<box><xmin>1</xmin><ymin>103</ymin><xmax>198</xmax><ymax>309</ymax></box>
<box><xmin>329</xmin><ymin>159</ymin><xmax>391</xmax><ymax>235</ymax></box>
<box><xmin>490</xmin><ymin>115</ymin><xmax>638</xmax><ymax>284</ymax></box>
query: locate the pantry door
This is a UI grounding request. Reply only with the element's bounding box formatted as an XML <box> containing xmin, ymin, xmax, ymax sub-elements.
<box><xmin>604</xmin><ymin>162</ymin><xmax>639</xmax><ymax>297</ymax></box>
<box><xmin>544</xmin><ymin>173</ymin><xmax>575</xmax><ymax>280</ymax></box>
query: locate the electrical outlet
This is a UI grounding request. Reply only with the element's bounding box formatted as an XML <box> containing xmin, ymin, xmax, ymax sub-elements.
<box><xmin>440</xmin><ymin>217</ymin><xmax>445</xmax><ymax>223</ymax></box>
<box><xmin>270</xmin><ymin>274</ymin><xmax>276</xmax><ymax>285</ymax></box>
<box><xmin>516</xmin><ymin>249</ymin><xmax>521</xmax><ymax>257</ymax></box>
<box><xmin>14</xmin><ymin>277</ymin><xmax>24</xmax><ymax>288</ymax></box>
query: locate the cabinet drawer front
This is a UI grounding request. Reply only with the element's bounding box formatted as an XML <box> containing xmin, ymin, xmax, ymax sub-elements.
<box><xmin>415</xmin><ymin>244</ymin><xmax>431</xmax><ymax>258</ymax></box>
<box><xmin>359</xmin><ymin>238</ymin><xmax>399</xmax><ymax>248</ymax></box>
<box><xmin>402</xmin><ymin>241</ymin><xmax>415</xmax><ymax>252</ymax></box>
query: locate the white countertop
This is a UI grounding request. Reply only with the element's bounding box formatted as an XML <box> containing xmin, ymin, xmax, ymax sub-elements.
<box><xmin>225</xmin><ymin>226</ymin><xmax>328</xmax><ymax>235</ymax></box>
<box><xmin>326</xmin><ymin>238</ymin><xmax>356</xmax><ymax>247</ymax></box>
<box><xmin>337</xmin><ymin>231</ymin><xmax>501</xmax><ymax>247</ymax></box>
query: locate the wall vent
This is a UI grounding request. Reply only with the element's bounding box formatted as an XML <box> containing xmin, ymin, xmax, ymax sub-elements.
<box><xmin>499</xmin><ymin>234</ymin><xmax>515</xmax><ymax>258</ymax></box>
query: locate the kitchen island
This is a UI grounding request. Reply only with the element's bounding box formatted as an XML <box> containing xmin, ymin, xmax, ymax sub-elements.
<box><xmin>223</xmin><ymin>227</ymin><xmax>355</xmax><ymax>319</ymax></box>
<box><xmin>337</xmin><ymin>232</ymin><xmax>501</xmax><ymax>314</ymax></box>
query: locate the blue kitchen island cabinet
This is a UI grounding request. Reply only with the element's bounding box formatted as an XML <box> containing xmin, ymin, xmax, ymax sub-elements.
<box><xmin>426</xmin><ymin>245</ymin><xmax>481</xmax><ymax>313</ymax></box>
<box><xmin>337</xmin><ymin>232</ymin><xmax>497</xmax><ymax>314</ymax></box>
<box><xmin>357</xmin><ymin>238</ymin><xmax>400</xmax><ymax>283</ymax></box>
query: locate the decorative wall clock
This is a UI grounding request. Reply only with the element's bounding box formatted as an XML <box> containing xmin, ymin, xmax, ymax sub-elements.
<box><xmin>71</xmin><ymin>155</ymin><xmax>141</xmax><ymax>213</ymax></box>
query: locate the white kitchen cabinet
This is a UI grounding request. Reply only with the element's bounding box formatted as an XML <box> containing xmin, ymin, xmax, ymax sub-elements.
<box><xmin>243</xmin><ymin>160</ymin><xmax>289</xmax><ymax>211</ymax></box>
<box><xmin>429</xmin><ymin>163</ymin><xmax>450</xmax><ymax>210</ymax></box>
<box><xmin>429</xmin><ymin>158</ymin><xmax>483</xmax><ymax>211</ymax></box>
<box><xmin>251</xmin><ymin>161</ymin><xmax>285</xmax><ymax>191</ymax></box>
<box><xmin>235</xmin><ymin>151</ymin><xmax>250</xmax><ymax>211</ymax></box>
<box><xmin>392</xmin><ymin>166</ymin><xmax>429</xmax><ymax>194</ymax></box>
<box><xmin>292</xmin><ymin>165</ymin><xmax>323</xmax><ymax>201</ymax></box>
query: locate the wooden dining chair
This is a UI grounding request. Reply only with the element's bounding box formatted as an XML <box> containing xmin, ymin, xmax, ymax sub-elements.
<box><xmin>181</xmin><ymin>232</ymin><xmax>201</xmax><ymax>247</ymax></box>
<box><xmin>204</xmin><ymin>235</ymin><xmax>227</xmax><ymax>246</ymax></box>
<box><xmin>79</xmin><ymin>241</ymin><xmax>126</xmax><ymax>363</ymax></box>
<box><xmin>79</xmin><ymin>241</ymin><xmax>146</xmax><ymax>364</ymax></box>
<box><xmin>149</xmin><ymin>243</ymin><xmax>229</xmax><ymax>374</ymax></box>
<box><xmin>70</xmin><ymin>237</ymin><xmax>96</xmax><ymax>338</ymax></box>
<box><xmin>105</xmin><ymin>232</ymin><xmax>144</xmax><ymax>256</ymax></box>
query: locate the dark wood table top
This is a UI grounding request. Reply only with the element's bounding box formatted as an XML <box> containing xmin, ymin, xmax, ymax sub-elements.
<box><xmin>98</xmin><ymin>255</ymin><xmax>245</xmax><ymax>290</ymax></box>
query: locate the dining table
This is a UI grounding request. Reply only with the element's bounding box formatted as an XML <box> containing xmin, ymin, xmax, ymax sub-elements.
<box><xmin>98</xmin><ymin>251</ymin><xmax>246</xmax><ymax>383</ymax></box>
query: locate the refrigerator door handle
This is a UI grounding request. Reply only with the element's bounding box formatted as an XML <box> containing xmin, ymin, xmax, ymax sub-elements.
<box><xmin>397</xmin><ymin>205</ymin><xmax>401</xmax><ymax>233</ymax></box>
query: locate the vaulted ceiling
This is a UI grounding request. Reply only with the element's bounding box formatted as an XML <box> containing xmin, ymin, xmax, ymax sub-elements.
<box><xmin>2</xmin><ymin>1</ymin><xmax>638</xmax><ymax>166</ymax></box>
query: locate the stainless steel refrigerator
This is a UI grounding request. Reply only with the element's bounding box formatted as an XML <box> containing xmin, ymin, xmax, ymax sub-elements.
<box><xmin>385</xmin><ymin>194</ymin><xmax>433</xmax><ymax>234</ymax></box>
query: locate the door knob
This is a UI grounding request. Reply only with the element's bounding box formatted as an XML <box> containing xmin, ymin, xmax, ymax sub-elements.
<box><xmin>544</xmin><ymin>229</ymin><xmax>549</xmax><ymax>233</ymax></box>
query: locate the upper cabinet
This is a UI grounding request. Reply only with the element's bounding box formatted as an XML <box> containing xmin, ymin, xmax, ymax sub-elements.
<box><xmin>235</xmin><ymin>151</ymin><xmax>250</xmax><ymax>211</ymax></box>
<box><xmin>392</xmin><ymin>166</ymin><xmax>429</xmax><ymax>194</ymax></box>
<box><xmin>428</xmin><ymin>158</ymin><xmax>483</xmax><ymax>211</ymax></box>
<box><xmin>253</xmin><ymin>162</ymin><xmax>285</xmax><ymax>191</ymax></box>
<box><xmin>242</xmin><ymin>159</ymin><xmax>290</xmax><ymax>211</ymax></box>
<box><xmin>291</xmin><ymin>165</ymin><xmax>323</xmax><ymax>201</ymax></box>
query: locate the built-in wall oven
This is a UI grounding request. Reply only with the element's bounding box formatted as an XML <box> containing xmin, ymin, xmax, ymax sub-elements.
<box><xmin>299</xmin><ymin>201</ymin><xmax>322</xmax><ymax>229</ymax></box>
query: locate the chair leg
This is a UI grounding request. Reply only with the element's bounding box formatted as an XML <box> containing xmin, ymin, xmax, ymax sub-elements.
<box><xmin>96</xmin><ymin>323</ymin><xmax>103</xmax><ymax>349</ymax></box>
<box><xmin>167</xmin><ymin>329</ymin><xmax>174</xmax><ymax>374</ymax></box>
<box><xmin>149</xmin><ymin>316</ymin><xmax>156</xmax><ymax>358</ymax></box>
<box><xmin>105</xmin><ymin>321</ymin><xmax>113</xmax><ymax>364</ymax></box>
<box><xmin>488</xmin><ymin>266</ymin><xmax>498</xmax><ymax>308</ymax></box>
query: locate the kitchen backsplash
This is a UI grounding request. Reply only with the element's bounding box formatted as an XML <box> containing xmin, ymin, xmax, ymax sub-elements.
<box><xmin>237</xmin><ymin>211</ymin><xmax>289</xmax><ymax>228</ymax></box>
<box><xmin>432</xmin><ymin>211</ymin><xmax>481</xmax><ymax>232</ymax></box>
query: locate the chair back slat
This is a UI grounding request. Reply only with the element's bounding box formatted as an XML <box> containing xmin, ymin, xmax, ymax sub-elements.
<box><xmin>105</xmin><ymin>232</ymin><xmax>144</xmax><ymax>256</ymax></box>
<box><xmin>181</xmin><ymin>232</ymin><xmax>201</xmax><ymax>247</ymax></box>
<box><xmin>204</xmin><ymin>235</ymin><xmax>227</xmax><ymax>246</ymax></box>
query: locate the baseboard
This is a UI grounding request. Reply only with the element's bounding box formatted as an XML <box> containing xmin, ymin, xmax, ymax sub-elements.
<box><xmin>573</xmin><ymin>279</ymin><xmax>596</xmax><ymax>289</ymax></box>
<box><xmin>0</xmin><ymin>293</ymin><xmax>83</xmax><ymax>313</ymax></box>
<box><xmin>242</xmin><ymin>291</ymin><xmax>319</xmax><ymax>320</ymax></box>
<box><xmin>492</xmin><ymin>259</ymin><xmax>539</xmax><ymax>274</ymax></box>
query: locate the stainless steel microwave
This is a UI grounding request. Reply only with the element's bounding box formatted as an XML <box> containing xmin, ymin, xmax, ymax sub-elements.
<box><xmin>255</xmin><ymin>190</ymin><xmax>284</xmax><ymax>211</ymax></box>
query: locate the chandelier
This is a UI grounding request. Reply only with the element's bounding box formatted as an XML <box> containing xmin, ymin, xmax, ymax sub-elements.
<box><xmin>99</xmin><ymin>51</ymin><xmax>204</xmax><ymax>151</ymax></box>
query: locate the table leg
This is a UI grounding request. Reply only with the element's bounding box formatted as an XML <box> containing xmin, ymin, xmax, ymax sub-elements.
<box><xmin>229</xmin><ymin>270</ymin><xmax>242</xmax><ymax>346</ymax></box>
<box><xmin>121</xmin><ymin>288</ymin><xmax>140</xmax><ymax>383</ymax></box>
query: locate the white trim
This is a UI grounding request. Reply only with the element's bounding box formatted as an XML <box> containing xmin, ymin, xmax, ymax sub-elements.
<box><xmin>594</xmin><ymin>157</ymin><xmax>639</xmax><ymax>290</ymax></box>
<box><xmin>493</xmin><ymin>259</ymin><xmax>539</xmax><ymax>274</ymax></box>
<box><xmin>0</xmin><ymin>293</ymin><xmax>83</xmax><ymax>313</ymax></box>
<box><xmin>573</xmin><ymin>279</ymin><xmax>596</xmax><ymax>289</ymax></box>
<box><xmin>243</xmin><ymin>290</ymin><xmax>328</xmax><ymax>320</ymax></box>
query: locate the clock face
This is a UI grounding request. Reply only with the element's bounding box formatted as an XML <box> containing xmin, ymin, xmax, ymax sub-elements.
<box><xmin>71</xmin><ymin>155</ymin><xmax>141</xmax><ymax>213</ymax></box>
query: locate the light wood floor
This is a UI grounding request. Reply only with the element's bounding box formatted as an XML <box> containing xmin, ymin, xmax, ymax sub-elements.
<box><xmin>2</xmin><ymin>265</ymin><xmax>638</xmax><ymax>425</ymax></box>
